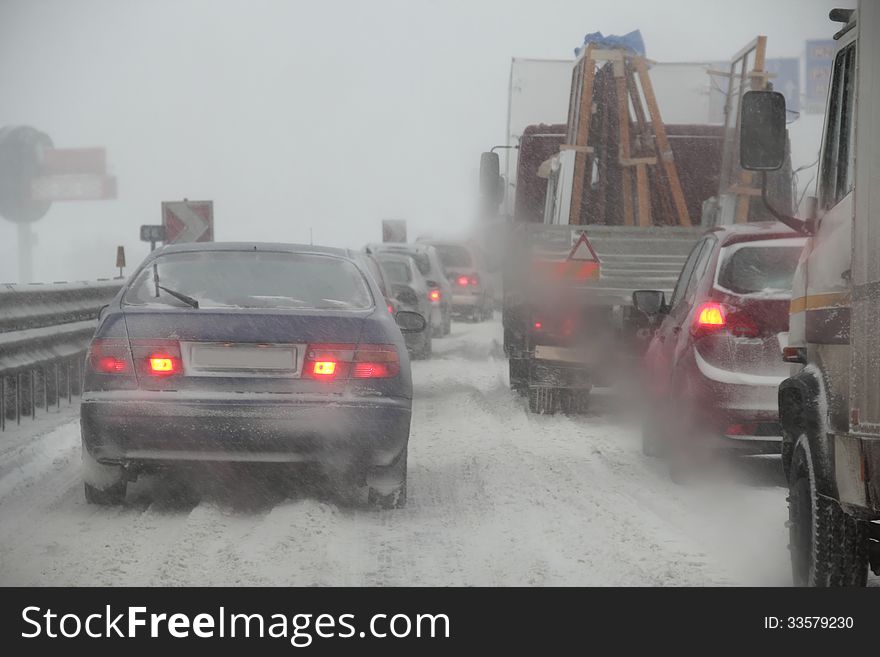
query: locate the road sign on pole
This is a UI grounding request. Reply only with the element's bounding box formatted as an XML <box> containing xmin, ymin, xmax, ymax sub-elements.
<box><xmin>140</xmin><ymin>224</ymin><xmax>165</xmax><ymax>251</ymax></box>
<box><xmin>162</xmin><ymin>200</ymin><xmax>213</xmax><ymax>244</ymax></box>
<box><xmin>382</xmin><ymin>219</ymin><xmax>407</xmax><ymax>243</ymax></box>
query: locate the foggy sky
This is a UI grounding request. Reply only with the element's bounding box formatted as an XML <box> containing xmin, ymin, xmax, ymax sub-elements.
<box><xmin>0</xmin><ymin>0</ymin><xmax>853</xmax><ymax>283</ymax></box>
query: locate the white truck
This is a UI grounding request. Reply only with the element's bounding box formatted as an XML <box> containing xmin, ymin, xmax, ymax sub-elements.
<box><xmin>740</xmin><ymin>3</ymin><xmax>880</xmax><ymax>585</ymax></box>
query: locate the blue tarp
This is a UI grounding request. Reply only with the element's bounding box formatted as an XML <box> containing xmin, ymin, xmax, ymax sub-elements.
<box><xmin>574</xmin><ymin>30</ymin><xmax>646</xmax><ymax>57</ymax></box>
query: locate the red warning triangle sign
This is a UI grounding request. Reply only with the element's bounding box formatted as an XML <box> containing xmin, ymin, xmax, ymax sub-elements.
<box><xmin>568</xmin><ymin>231</ymin><xmax>601</xmax><ymax>262</ymax></box>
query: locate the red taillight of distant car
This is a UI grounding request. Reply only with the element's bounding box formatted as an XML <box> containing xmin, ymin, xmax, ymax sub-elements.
<box><xmin>303</xmin><ymin>343</ymin><xmax>399</xmax><ymax>380</ymax></box>
<box><xmin>533</xmin><ymin>320</ymin><xmax>543</xmax><ymax>330</ymax></box>
<box><xmin>387</xmin><ymin>304</ymin><xmax>394</xmax><ymax>314</ymax></box>
<box><xmin>457</xmin><ymin>275</ymin><xmax>469</xmax><ymax>286</ymax></box>
<box><xmin>428</xmin><ymin>289</ymin><xmax>441</xmax><ymax>302</ymax></box>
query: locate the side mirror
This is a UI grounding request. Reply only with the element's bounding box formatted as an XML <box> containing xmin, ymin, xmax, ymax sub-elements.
<box><xmin>97</xmin><ymin>304</ymin><xmax>109</xmax><ymax>320</ymax></box>
<box><xmin>396</xmin><ymin>310</ymin><xmax>427</xmax><ymax>334</ymax></box>
<box><xmin>479</xmin><ymin>152</ymin><xmax>504</xmax><ymax>204</ymax></box>
<box><xmin>740</xmin><ymin>91</ymin><xmax>786</xmax><ymax>171</ymax></box>
<box><xmin>632</xmin><ymin>290</ymin><xmax>667</xmax><ymax>316</ymax></box>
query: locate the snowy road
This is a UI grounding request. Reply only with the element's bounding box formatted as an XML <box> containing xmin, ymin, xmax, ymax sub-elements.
<box><xmin>0</xmin><ymin>317</ymin><xmax>847</xmax><ymax>586</ymax></box>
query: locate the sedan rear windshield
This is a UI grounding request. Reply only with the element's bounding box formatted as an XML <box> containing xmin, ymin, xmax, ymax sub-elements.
<box><xmin>716</xmin><ymin>243</ymin><xmax>803</xmax><ymax>295</ymax></box>
<box><xmin>124</xmin><ymin>251</ymin><xmax>373</xmax><ymax>310</ymax></box>
<box><xmin>378</xmin><ymin>259</ymin><xmax>411</xmax><ymax>284</ymax></box>
<box><xmin>433</xmin><ymin>244</ymin><xmax>473</xmax><ymax>269</ymax></box>
<box><xmin>383</xmin><ymin>248</ymin><xmax>430</xmax><ymax>275</ymax></box>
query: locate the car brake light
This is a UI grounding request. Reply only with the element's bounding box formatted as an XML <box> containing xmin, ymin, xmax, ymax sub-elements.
<box><xmin>88</xmin><ymin>339</ymin><xmax>134</xmax><ymax>374</ymax></box>
<box><xmin>457</xmin><ymin>275</ymin><xmax>469</xmax><ymax>286</ymax></box>
<box><xmin>428</xmin><ymin>289</ymin><xmax>441</xmax><ymax>302</ymax></box>
<box><xmin>696</xmin><ymin>303</ymin><xmax>725</xmax><ymax>327</ymax></box>
<box><xmin>148</xmin><ymin>355</ymin><xmax>178</xmax><ymax>374</ymax></box>
<box><xmin>693</xmin><ymin>302</ymin><xmax>760</xmax><ymax>339</ymax></box>
<box><xmin>303</xmin><ymin>344</ymin><xmax>399</xmax><ymax>380</ymax></box>
<box><xmin>388</xmin><ymin>304</ymin><xmax>394</xmax><ymax>314</ymax></box>
<box><xmin>311</xmin><ymin>361</ymin><xmax>337</xmax><ymax>376</ymax></box>
<box><xmin>469</xmin><ymin>275</ymin><xmax>479</xmax><ymax>286</ymax></box>
<box><xmin>533</xmin><ymin>320</ymin><xmax>543</xmax><ymax>330</ymax></box>
<box><xmin>128</xmin><ymin>339</ymin><xmax>183</xmax><ymax>377</ymax></box>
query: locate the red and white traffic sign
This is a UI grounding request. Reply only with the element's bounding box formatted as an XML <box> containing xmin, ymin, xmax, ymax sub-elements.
<box><xmin>162</xmin><ymin>200</ymin><xmax>213</xmax><ymax>244</ymax></box>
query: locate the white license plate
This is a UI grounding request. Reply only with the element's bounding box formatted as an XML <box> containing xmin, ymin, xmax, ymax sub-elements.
<box><xmin>533</xmin><ymin>345</ymin><xmax>592</xmax><ymax>364</ymax></box>
<box><xmin>187</xmin><ymin>344</ymin><xmax>297</xmax><ymax>372</ymax></box>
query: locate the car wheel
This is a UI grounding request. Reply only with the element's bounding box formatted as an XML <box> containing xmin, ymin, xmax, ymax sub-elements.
<box><xmin>527</xmin><ymin>386</ymin><xmax>557</xmax><ymax>415</ymax></box>
<box><xmin>369</xmin><ymin>481</ymin><xmax>407</xmax><ymax>509</ymax></box>
<box><xmin>366</xmin><ymin>448</ymin><xmax>407</xmax><ymax>510</ymax></box>
<box><xmin>84</xmin><ymin>480</ymin><xmax>127</xmax><ymax>505</ymax></box>
<box><xmin>788</xmin><ymin>435</ymin><xmax>868</xmax><ymax>587</ymax></box>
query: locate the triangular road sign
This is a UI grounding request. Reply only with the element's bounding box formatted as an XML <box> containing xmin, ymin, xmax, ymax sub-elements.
<box><xmin>568</xmin><ymin>231</ymin><xmax>600</xmax><ymax>262</ymax></box>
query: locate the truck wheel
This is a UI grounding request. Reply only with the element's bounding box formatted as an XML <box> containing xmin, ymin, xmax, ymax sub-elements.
<box><xmin>84</xmin><ymin>481</ymin><xmax>127</xmax><ymax>505</ymax></box>
<box><xmin>509</xmin><ymin>359</ymin><xmax>528</xmax><ymax>395</ymax></box>
<box><xmin>560</xmin><ymin>389</ymin><xmax>590</xmax><ymax>415</ymax></box>
<box><xmin>788</xmin><ymin>435</ymin><xmax>868</xmax><ymax>586</ymax></box>
<box><xmin>528</xmin><ymin>387</ymin><xmax>557</xmax><ymax>415</ymax></box>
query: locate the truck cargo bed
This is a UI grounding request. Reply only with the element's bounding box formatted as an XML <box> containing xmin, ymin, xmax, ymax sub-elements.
<box><xmin>520</xmin><ymin>223</ymin><xmax>704</xmax><ymax>305</ymax></box>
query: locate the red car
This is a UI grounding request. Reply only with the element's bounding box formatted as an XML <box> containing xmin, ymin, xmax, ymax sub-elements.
<box><xmin>634</xmin><ymin>223</ymin><xmax>807</xmax><ymax>470</ymax></box>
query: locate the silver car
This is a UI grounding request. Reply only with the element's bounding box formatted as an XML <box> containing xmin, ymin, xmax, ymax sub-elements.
<box><xmin>366</xmin><ymin>243</ymin><xmax>452</xmax><ymax>336</ymax></box>
<box><xmin>417</xmin><ymin>240</ymin><xmax>494</xmax><ymax>322</ymax></box>
<box><xmin>375</xmin><ymin>252</ymin><xmax>433</xmax><ymax>359</ymax></box>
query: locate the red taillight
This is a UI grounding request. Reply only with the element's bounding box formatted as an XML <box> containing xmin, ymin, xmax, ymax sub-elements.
<box><xmin>457</xmin><ymin>275</ymin><xmax>469</xmax><ymax>286</ymax></box>
<box><xmin>129</xmin><ymin>340</ymin><xmax>183</xmax><ymax>377</ymax></box>
<box><xmin>696</xmin><ymin>303</ymin><xmax>725</xmax><ymax>327</ymax></box>
<box><xmin>387</xmin><ymin>304</ymin><xmax>394</xmax><ymax>315</ymax></box>
<box><xmin>692</xmin><ymin>302</ymin><xmax>760</xmax><ymax>339</ymax></box>
<box><xmin>88</xmin><ymin>339</ymin><xmax>133</xmax><ymax>374</ymax></box>
<box><xmin>303</xmin><ymin>344</ymin><xmax>399</xmax><ymax>380</ymax></box>
<box><xmin>533</xmin><ymin>320</ymin><xmax>543</xmax><ymax>330</ymax></box>
<box><xmin>428</xmin><ymin>289</ymin><xmax>441</xmax><ymax>302</ymax></box>
<box><xmin>311</xmin><ymin>360</ymin><xmax>337</xmax><ymax>377</ymax></box>
<box><xmin>148</xmin><ymin>355</ymin><xmax>178</xmax><ymax>375</ymax></box>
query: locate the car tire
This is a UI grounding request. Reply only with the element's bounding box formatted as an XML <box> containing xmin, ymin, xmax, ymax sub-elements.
<box><xmin>368</xmin><ymin>481</ymin><xmax>407</xmax><ymax>510</ymax></box>
<box><xmin>788</xmin><ymin>434</ymin><xmax>868</xmax><ymax>587</ymax></box>
<box><xmin>84</xmin><ymin>480</ymin><xmax>127</xmax><ymax>505</ymax></box>
<box><xmin>527</xmin><ymin>386</ymin><xmax>557</xmax><ymax>415</ymax></box>
<box><xmin>366</xmin><ymin>448</ymin><xmax>408</xmax><ymax>510</ymax></box>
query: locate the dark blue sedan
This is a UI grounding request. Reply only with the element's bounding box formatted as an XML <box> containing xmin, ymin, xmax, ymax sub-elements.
<box><xmin>80</xmin><ymin>243</ymin><xmax>425</xmax><ymax>509</ymax></box>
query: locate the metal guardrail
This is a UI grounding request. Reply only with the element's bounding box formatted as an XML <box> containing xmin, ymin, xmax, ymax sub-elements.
<box><xmin>0</xmin><ymin>280</ymin><xmax>122</xmax><ymax>430</ymax></box>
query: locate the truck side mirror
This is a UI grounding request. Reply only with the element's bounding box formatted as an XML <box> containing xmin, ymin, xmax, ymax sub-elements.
<box><xmin>479</xmin><ymin>152</ymin><xmax>504</xmax><ymax>204</ymax></box>
<box><xmin>740</xmin><ymin>91</ymin><xmax>786</xmax><ymax>171</ymax></box>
